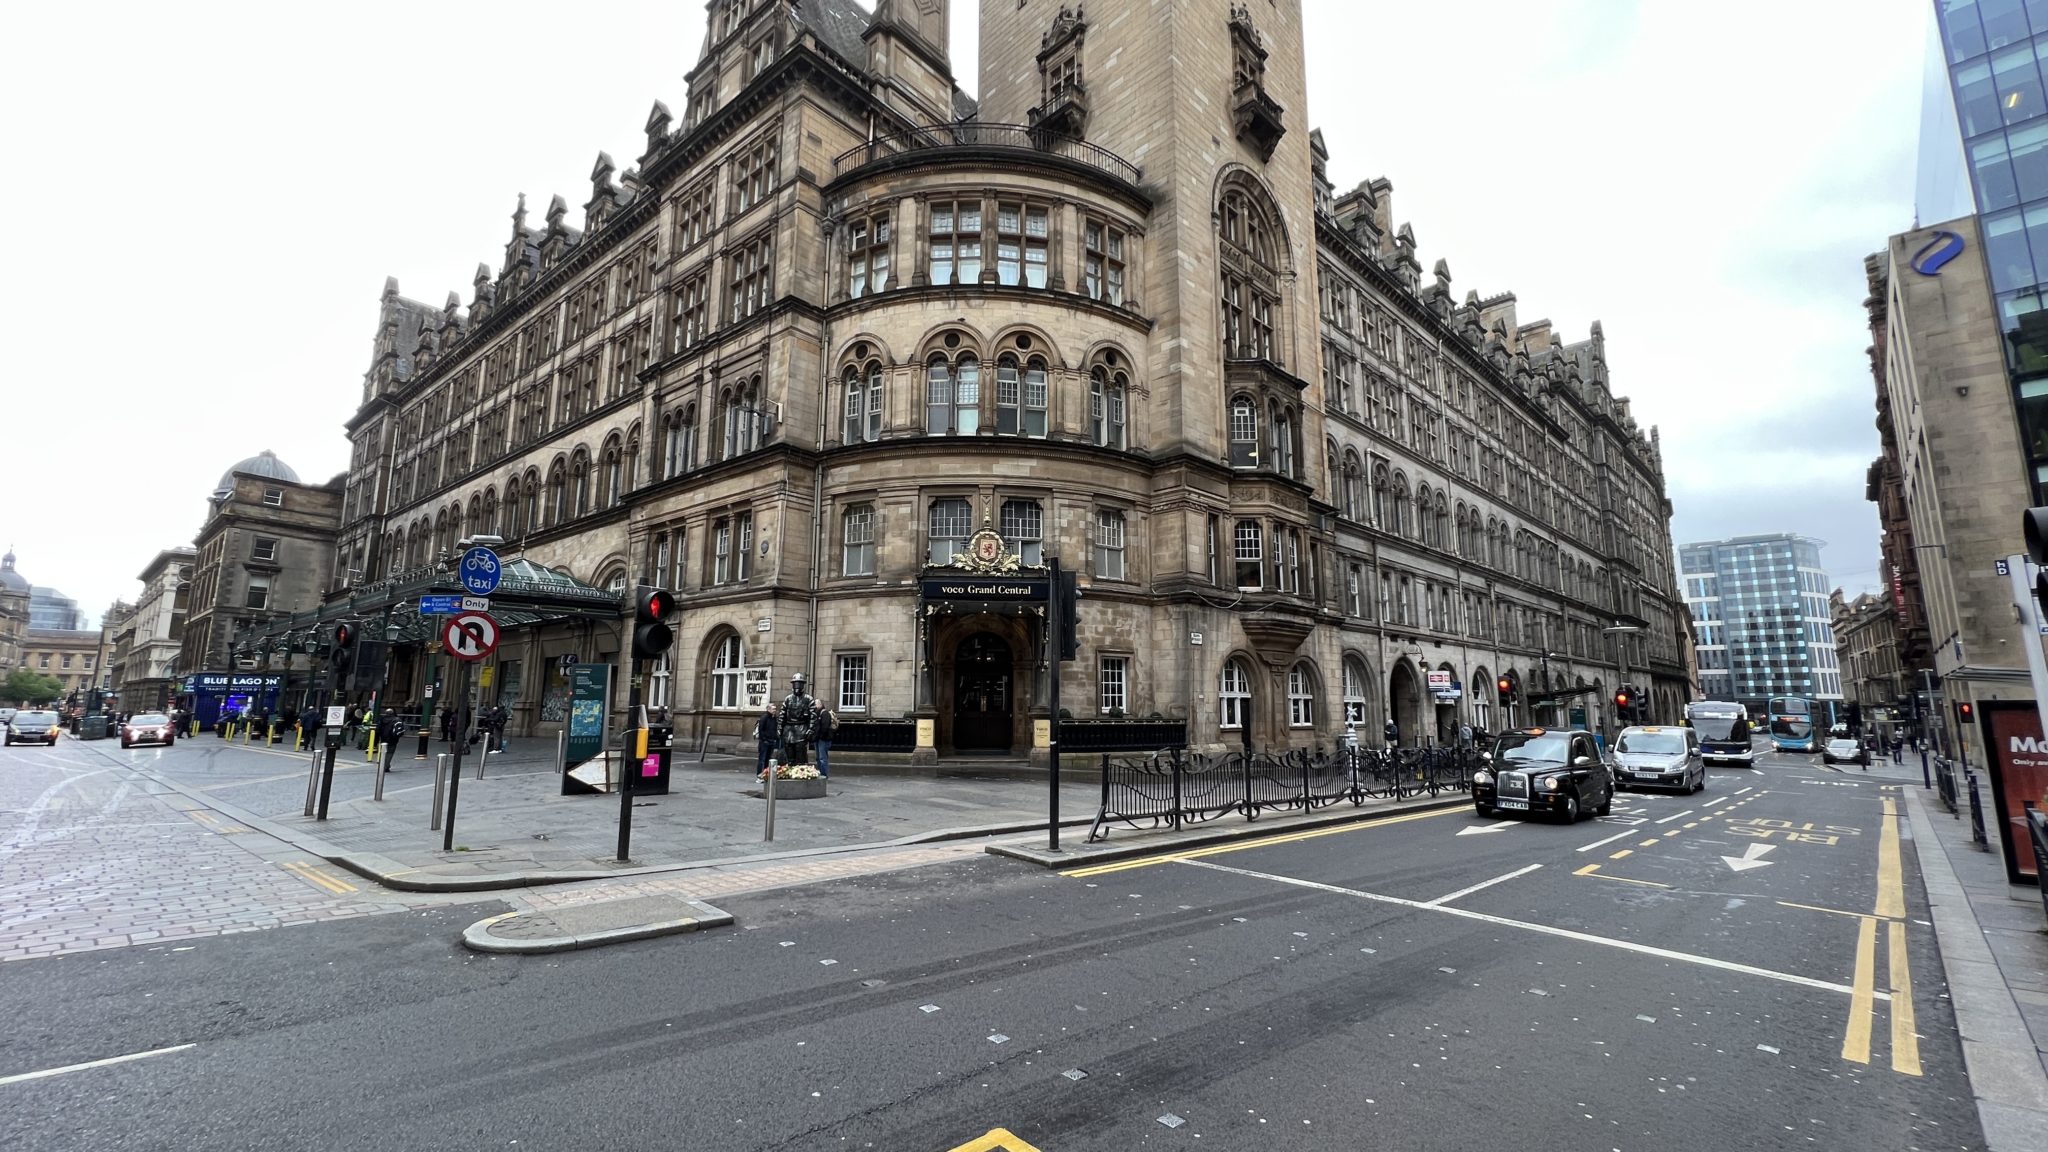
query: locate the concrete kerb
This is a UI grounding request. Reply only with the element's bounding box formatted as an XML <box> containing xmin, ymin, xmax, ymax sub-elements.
<box><xmin>988</xmin><ymin>792</ymin><xmax>1473</xmax><ymax>869</ymax></box>
<box><xmin>81</xmin><ymin>739</ymin><xmax>1095</xmax><ymax>893</ymax></box>
<box><xmin>462</xmin><ymin>896</ymin><xmax>735</xmax><ymax>955</ymax></box>
<box><xmin>1902</xmin><ymin>785</ymin><xmax>2048</xmax><ymax>1151</ymax></box>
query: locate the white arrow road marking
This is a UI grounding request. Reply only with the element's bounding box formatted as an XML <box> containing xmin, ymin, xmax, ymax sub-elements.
<box><xmin>1721</xmin><ymin>843</ymin><xmax>1776</xmax><ymax>872</ymax></box>
<box><xmin>1457</xmin><ymin>820</ymin><xmax>1520</xmax><ymax>836</ymax></box>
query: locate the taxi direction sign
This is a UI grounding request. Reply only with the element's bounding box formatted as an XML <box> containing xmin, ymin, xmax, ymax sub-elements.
<box><xmin>460</xmin><ymin>546</ymin><xmax>502</xmax><ymax>596</ymax></box>
<box><xmin>443</xmin><ymin>612</ymin><xmax>499</xmax><ymax>662</ymax></box>
<box><xmin>461</xmin><ymin>595</ymin><xmax>491</xmax><ymax>611</ymax></box>
<box><xmin>419</xmin><ymin>595</ymin><xmax>462</xmax><ymax>615</ymax></box>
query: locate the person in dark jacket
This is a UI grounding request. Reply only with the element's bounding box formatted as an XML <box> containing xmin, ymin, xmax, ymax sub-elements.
<box><xmin>439</xmin><ymin>704</ymin><xmax>455</xmax><ymax>743</ymax></box>
<box><xmin>811</xmin><ymin>708</ymin><xmax>836</xmax><ymax>777</ymax></box>
<box><xmin>754</xmin><ymin>705</ymin><xmax>779</xmax><ymax>776</ymax></box>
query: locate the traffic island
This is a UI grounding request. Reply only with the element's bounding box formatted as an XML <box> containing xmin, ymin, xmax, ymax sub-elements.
<box><xmin>462</xmin><ymin>894</ymin><xmax>733</xmax><ymax>954</ymax></box>
<box><xmin>989</xmin><ymin>790</ymin><xmax>1471</xmax><ymax>869</ymax></box>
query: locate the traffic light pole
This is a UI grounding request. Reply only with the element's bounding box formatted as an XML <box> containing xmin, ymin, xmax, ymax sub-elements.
<box><xmin>1047</xmin><ymin>557</ymin><xmax>1062</xmax><ymax>854</ymax></box>
<box><xmin>619</xmin><ymin>657</ymin><xmax>642</xmax><ymax>862</ymax></box>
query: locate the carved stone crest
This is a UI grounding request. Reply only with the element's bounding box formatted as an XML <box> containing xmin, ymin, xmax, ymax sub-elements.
<box><xmin>950</xmin><ymin>498</ymin><xmax>1023</xmax><ymax>574</ymax></box>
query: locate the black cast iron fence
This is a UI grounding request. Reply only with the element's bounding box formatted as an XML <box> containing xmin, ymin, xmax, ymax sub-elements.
<box><xmin>1088</xmin><ymin>745</ymin><xmax>1480</xmax><ymax>842</ymax></box>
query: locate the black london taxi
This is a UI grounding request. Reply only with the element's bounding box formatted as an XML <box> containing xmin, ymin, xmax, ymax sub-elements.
<box><xmin>1471</xmin><ymin>728</ymin><xmax>1614</xmax><ymax>823</ymax></box>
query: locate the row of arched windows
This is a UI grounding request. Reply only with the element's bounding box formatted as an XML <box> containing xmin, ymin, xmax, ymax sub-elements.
<box><xmin>824</xmin><ymin>349</ymin><xmax>1132</xmax><ymax>449</ymax></box>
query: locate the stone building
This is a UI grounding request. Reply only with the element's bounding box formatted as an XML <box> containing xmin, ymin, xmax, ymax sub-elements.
<box><xmin>0</xmin><ymin>550</ymin><xmax>27</xmax><ymax>680</ymax></box>
<box><xmin>312</xmin><ymin>0</ymin><xmax>1681</xmax><ymax>753</ymax></box>
<box><xmin>114</xmin><ymin>548</ymin><xmax>197</xmax><ymax>712</ymax></box>
<box><xmin>179</xmin><ymin>453</ymin><xmax>342</xmax><ymax>680</ymax></box>
<box><xmin>1860</xmin><ymin>252</ymin><xmax>1934</xmax><ymax>730</ymax></box>
<box><xmin>1832</xmin><ymin>589</ymin><xmax>1907</xmax><ymax>738</ymax></box>
<box><xmin>1876</xmin><ymin>215</ymin><xmax>2036</xmax><ymax>764</ymax></box>
<box><xmin>20</xmin><ymin>628</ymin><xmax>103</xmax><ymax>701</ymax></box>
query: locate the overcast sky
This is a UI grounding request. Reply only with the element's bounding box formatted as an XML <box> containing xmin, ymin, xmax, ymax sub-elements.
<box><xmin>1</xmin><ymin>0</ymin><xmax>1924</xmax><ymax>626</ymax></box>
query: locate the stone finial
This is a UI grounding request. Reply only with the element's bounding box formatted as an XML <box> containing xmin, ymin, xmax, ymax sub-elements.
<box><xmin>473</xmin><ymin>262</ymin><xmax>492</xmax><ymax>288</ymax></box>
<box><xmin>591</xmin><ymin>151</ymin><xmax>616</xmax><ymax>189</ymax></box>
<box><xmin>645</xmin><ymin>99</ymin><xmax>672</xmax><ymax>145</ymax></box>
<box><xmin>546</xmin><ymin>194</ymin><xmax>568</xmax><ymax>229</ymax></box>
<box><xmin>1432</xmin><ymin>257</ymin><xmax>1451</xmax><ymax>286</ymax></box>
<box><xmin>512</xmin><ymin>192</ymin><xmax>527</xmax><ymax>233</ymax></box>
<box><xmin>382</xmin><ymin>276</ymin><xmax>400</xmax><ymax>301</ymax></box>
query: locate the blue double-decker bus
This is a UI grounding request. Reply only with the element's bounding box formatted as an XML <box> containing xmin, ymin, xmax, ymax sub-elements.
<box><xmin>1767</xmin><ymin>696</ymin><xmax>1817</xmax><ymax>752</ymax></box>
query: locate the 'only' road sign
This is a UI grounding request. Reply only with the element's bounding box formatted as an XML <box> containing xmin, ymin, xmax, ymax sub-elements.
<box><xmin>444</xmin><ymin>612</ymin><xmax>499</xmax><ymax>662</ymax></box>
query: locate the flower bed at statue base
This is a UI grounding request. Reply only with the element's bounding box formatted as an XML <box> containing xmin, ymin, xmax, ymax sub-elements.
<box><xmin>755</xmin><ymin>765</ymin><xmax>828</xmax><ymax>799</ymax></box>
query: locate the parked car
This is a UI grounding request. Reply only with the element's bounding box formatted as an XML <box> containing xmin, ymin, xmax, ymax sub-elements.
<box><xmin>1611</xmin><ymin>726</ymin><xmax>1705</xmax><ymax>793</ymax></box>
<box><xmin>1822</xmin><ymin>737</ymin><xmax>1868</xmax><ymax>767</ymax></box>
<box><xmin>5</xmin><ymin>711</ymin><xmax>62</xmax><ymax>746</ymax></box>
<box><xmin>0</xmin><ymin>708</ymin><xmax>16</xmax><ymax>731</ymax></box>
<box><xmin>120</xmin><ymin>712</ymin><xmax>177</xmax><ymax>749</ymax></box>
<box><xmin>1472</xmin><ymin>728</ymin><xmax>1614</xmax><ymax>822</ymax></box>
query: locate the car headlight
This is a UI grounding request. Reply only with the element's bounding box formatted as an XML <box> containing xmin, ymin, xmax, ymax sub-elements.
<box><xmin>1541</xmin><ymin>777</ymin><xmax>1560</xmax><ymax>791</ymax></box>
<box><xmin>1472</xmin><ymin>770</ymin><xmax>1492</xmax><ymax>786</ymax></box>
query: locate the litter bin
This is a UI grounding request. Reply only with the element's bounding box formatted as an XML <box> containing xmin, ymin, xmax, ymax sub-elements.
<box><xmin>636</xmin><ymin>724</ymin><xmax>674</xmax><ymax>795</ymax></box>
<box><xmin>82</xmin><ymin>715</ymin><xmax>109</xmax><ymax>741</ymax></box>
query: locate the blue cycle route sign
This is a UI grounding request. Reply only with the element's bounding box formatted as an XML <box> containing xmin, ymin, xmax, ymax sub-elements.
<box><xmin>460</xmin><ymin>546</ymin><xmax>502</xmax><ymax>595</ymax></box>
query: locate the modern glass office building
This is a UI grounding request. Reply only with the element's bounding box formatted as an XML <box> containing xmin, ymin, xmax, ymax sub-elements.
<box><xmin>1678</xmin><ymin>535</ymin><xmax>1842</xmax><ymax>713</ymax></box>
<box><xmin>1931</xmin><ymin>0</ymin><xmax>2048</xmax><ymax>495</ymax></box>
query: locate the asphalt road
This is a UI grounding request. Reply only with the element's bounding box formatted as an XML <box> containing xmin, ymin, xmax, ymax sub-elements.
<box><xmin>0</xmin><ymin>744</ymin><xmax>1987</xmax><ymax>1151</ymax></box>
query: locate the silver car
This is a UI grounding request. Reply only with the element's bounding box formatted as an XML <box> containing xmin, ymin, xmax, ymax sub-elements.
<box><xmin>1610</xmin><ymin>726</ymin><xmax>1704</xmax><ymax>793</ymax></box>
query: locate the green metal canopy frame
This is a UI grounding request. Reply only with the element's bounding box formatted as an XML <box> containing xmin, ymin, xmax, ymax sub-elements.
<box><xmin>236</xmin><ymin>558</ymin><xmax>624</xmax><ymax>656</ymax></box>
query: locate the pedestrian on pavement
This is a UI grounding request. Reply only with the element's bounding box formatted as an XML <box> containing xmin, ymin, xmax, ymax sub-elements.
<box><xmin>811</xmin><ymin>707</ymin><xmax>836</xmax><ymax>777</ymax></box>
<box><xmin>754</xmin><ymin>705</ymin><xmax>779</xmax><ymax>777</ymax></box>
<box><xmin>439</xmin><ymin>704</ymin><xmax>455</xmax><ymax>743</ymax></box>
<box><xmin>297</xmin><ymin>703</ymin><xmax>320</xmax><ymax>745</ymax></box>
<box><xmin>489</xmin><ymin>704</ymin><xmax>509</xmax><ymax>752</ymax></box>
<box><xmin>1383</xmin><ymin>719</ymin><xmax>1400</xmax><ymax>748</ymax></box>
<box><xmin>1458</xmin><ymin>722</ymin><xmax>1473</xmax><ymax>748</ymax></box>
<box><xmin>375</xmin><ymin>709</ymin><xmax>401</xmax><ymax>771</ymax></box>
<box><xmin>1891</xmin><ymin>735</ymin><xmax>1904</xmax><ymax>763</ymax></box>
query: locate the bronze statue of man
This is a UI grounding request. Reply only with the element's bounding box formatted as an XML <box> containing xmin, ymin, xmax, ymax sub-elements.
<box><xmin>777</xmin><ymin>673</ymin><xmax>817</xmax><ymax>765</ymax></box>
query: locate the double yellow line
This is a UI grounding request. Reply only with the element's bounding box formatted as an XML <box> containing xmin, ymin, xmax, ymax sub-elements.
<box><xmin>280</xmin><ymin>860</ymin><xmax>358</xmax><ymax>895</ymax></box>
<box><xmin>1061</xmin><ymin>806</ymin><xmax>1459</xmax><ymax>878</ymax></box>
<box><xmin>1841</xmin><ymin>797</ymin><xmax>1919</xmax><ymax>1076</ymax></box>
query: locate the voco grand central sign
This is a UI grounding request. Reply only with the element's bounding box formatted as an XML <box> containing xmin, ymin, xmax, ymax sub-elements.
<box><xmin>920</xmin><ymin>578</ymin><xmax>1049</xmax><ymax>602</ymax></box>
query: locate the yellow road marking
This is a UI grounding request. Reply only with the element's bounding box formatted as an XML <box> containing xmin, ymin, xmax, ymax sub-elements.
<box><xmin>1609</xmin><ymin>849</ymin><xmax>1633</xmax><ymax>859</ymax></box>
<box><xmin>1842</xmin><ymin>915</ymin><xmax>1877</xmax><ymax>1064</ymax></box>
<box><xmin>1876</xmin><ymin>798</ymin><xmax>1905</xmax><ymax>920</ymax></box>
<box><xmin>1060</xmin><ymin>806</ymin><xmax>1459</xmax><ymax>877</ymax></box>
<box><xmin>184</xmin><ymin>810</ymin><xmax>249</xmax><ymax>835</ymax></box>
<box><xmin>281</xmin><ymin>860</ymin><xmax>357</xmax><ymax>895</ymax></box>
<box><xmin>1575</xmin><ymin>863</ymin><xmax>1601</xmax><ymax>876</ymax></box>
<box><xmin>1888</xmin><ymin>919</ymin><xmax>1922</xmax><ymax>1076</ymax></box>
<box><xmin>1638</xmin><ymin>839</ymin><xmax>1660</xmax><ymax>848</ymax></box>
<box><xmin>1683</xmin><ymin>822</ymin><xmax>1699</xmax><ymax>829</ymax></box>
<box><xmin>947</xmin><ymin>1129</ymin><xmax>1043</xmax><ymax>1152</ymax></box>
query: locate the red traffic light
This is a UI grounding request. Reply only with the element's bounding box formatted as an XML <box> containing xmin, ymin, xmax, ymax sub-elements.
<box><xmin>332</xmin><ymin>622</ymin><xmax>355</xmax><ymax>649</ymax></box>
<box><xmin>636</xmin><ymin>587</ymin><xmax>676</xmax><ymax>622</ymax></box>
<box><xmin>1957</xmin><ymin>701</ymin><xmax>1975</xmax><ymax>721</ymax></box>
<box><xmin>1496</xmin><ymin>676</ymin><xmax>1514</xmax><ymax>696</ymax></box>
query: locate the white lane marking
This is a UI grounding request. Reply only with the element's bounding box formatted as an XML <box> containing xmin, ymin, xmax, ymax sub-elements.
<box><xmin>1734</xmin><ymin>786</ymin><xmax>1754</xmax><ymax>795</ymax></box>
<box><xmin>1180</xmin><ymin>859</ymin><xmax>1886</xmax><ymax>1001</ymax></box>
<box><xmin>0</xmin><ymin>1043</ymin><xmax>196</xmax><ymax>1088</ymax></box>
<box><xmin>1702</xmin><ymin>796</ymin><xmax>1730</xmax><ymax>808</ymax></box>
<box><xmin>1422</xmin><ymin>863</ymin><xmax>1544</xmax><ymax>907</ymax></box>
<box><xmin>1456</xmin><ymin>820</ymin><xmax>1519</xmax><ymax>837</ymax></box>
<box><xmin>1722</xmin><ymin>844</ymin><xmax>1776</xmax><ymax>872</ymax></box>
<box><xmin>1576</xmin><ymin>829</ymin><xmax>1636</xmax><ymax>853</ymax></box>
<box><xmin>1654</xmin><ymin>809</ymin><xmax>1696</xmax><ymax>825</ymax></box>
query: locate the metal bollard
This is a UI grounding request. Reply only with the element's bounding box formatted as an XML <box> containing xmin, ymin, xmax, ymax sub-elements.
<box><xmin>429</xmin><ymin>754</ymin><xmax>449</xmax><ymax>830</ymax></box>
<box><xmin>763</xmin><ymin>760</ymin><xmax>778</xmax><ymax>842</ymax></box>
<box><xmin>1967</xmin><ymin>770</ymin><xmax>1989</xmax><ymax>847</ymax></box>
<box><xmin>476</xmin><ymin>741</ymin><xmax>489</xmax><ymax>780</ymax></box>
<box><xmin>554</xmin><ymin>730</ymin><xmax>566</xmax><ymax>774</ymax></box>
<box><xmin>698</xmin><ymin>724</ymin><xmax>711</xmax><ymax>763</ymax></box>
<box><xmin>302</xmin><ymin>745</ymin><xmax>322</xmax><ymax>817</ymax></box>
<box><xmin>372</xmin><ymin>741</ymin><xmax>393</xmax><ymax>802</ymax></box>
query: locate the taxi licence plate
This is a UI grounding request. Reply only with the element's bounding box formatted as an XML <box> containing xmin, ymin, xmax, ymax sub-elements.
<box><xmin>1496</xmin><ymin>798</ymin><xmax>1528</xmax><ymax>810</ymax></box>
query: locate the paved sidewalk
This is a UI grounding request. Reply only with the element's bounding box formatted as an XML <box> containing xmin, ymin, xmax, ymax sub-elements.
<box><xmin>1903</xmin><ymin>782</ymin><xmax>2048</xmax><ymax>1151</ymax></box>
<box><xmin>84</xmin><ymin>736</ymin><xmax>1099</xmax><ymax>891</ymax></box>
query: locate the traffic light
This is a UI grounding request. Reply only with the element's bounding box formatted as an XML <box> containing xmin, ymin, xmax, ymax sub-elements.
<box><xmin>1956</xmin><ymin>699</ymin><xmax>1976</xmax><ymax>726</ymax></box>
<box><xmin>1613</xmin><ymin>686</ymin><xmax>1633</xmax><ymax>716</ymax></box>
<box><xmin>330</xmin><ymin>622</ymin><xmax>356</xmax><ymax>676</ymax></box>
<box><xmin>632</xmin><ymin>586</ymin><xmax>676</xmax><ymax>660</ymax></box>
<box><xmin>1497</xmin><ymin>670</ymin><xmax>1518</xmax><ymax>699</ymax></box>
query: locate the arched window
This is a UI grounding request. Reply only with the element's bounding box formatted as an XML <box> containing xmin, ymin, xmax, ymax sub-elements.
<box><xmin>1390</xmin><ymin>475</ymin><xmax>1410</xmax><ymax>538</ymax></box>
<box><xmin>1434</xmin><ymin>494</ymin><xmax>1449</xmax><ymax>553</ymax></box>
<box><xmin>1342</xmin><ymin>657</ymin><xmax>1369</xmax><ymax>725</ymax></box>
<box><xmin>1228</xmin><ymin>395</ymin><xmax>1258</xmax><ymax>467</ymax></box>
<box><xmin>1218</xmin><ymin>182</ymin><xmax>1282</xmax><ymax>361</ymax></box>
<box><xmin>1371</xmin><ymin>464</ymin><xmax>1388</xmax><ymax>527</ymax></box>
<box><xmin>570</xmin><ymin>449</ymin><xmax>592</xmax><ymax>517</ymax></box>
<box><xmin>710</xmin><ymin>633</ymin><xmax>745</xmax><ymax>710</ymax></box>
<box><xmin>601</xmin><ymin>439</ymin><xmax>624</xmax><ymax>508</ymax></box>
<box><xmin>1287</xmin><ymin>663</ymin><xmax>1315</xmax><ymax>728</ymax></box>
<box><xmin>663</xmin><ymin>411</ymin><xmax>685</xmax><ymax>478</ymax></box>
<box><xmin>524</xmin><ymin>470</ymin><xmax>541</xmax><ymax>533</ymax></box>
<box><xmin>843</xmin><ymin>362</ymin><xmax>883</xmax><ymax>443</ymax></box>
<box><xmin>722</xmin><ymin>378</ymin><xmax>764</xmax><ymax>459</ymax></box>
<box><xmin>1341</xmin><ymin>452</ymin><xmax>1362</xmax><ymax>521</ymax></box>
<box><xmin>1219</xmin><ymin>659</ymin><xmax>1251</xmax><ymax>730</ymax></box>
<box><xmin>546</xmin><ymin>462</ymin><xmax>566</xmax><ymax>526</ymax></box>
<box><xmin>1090</xmin><ymin>366</ymin><xmax>1127</xmax><ymax>449</ymax></box>
<box><xmin>389</xmin><ymin>528</ymin><xmax>405</xmax><ymax>576</ymax></box>
<box><xmin>483</xmin><ymin>488</ymin><xmax>500</xmax><ymax>536</ymax></box>
<box><xmin>1413</xmin><ymin>485</ymin><xmax>1431</xmax><ymax>546</ymax></box>
<box><xmin>926</xmin><ymin>353</ymin><xmax>980</xmax><ymax>435</ymax></box>
<box><xmin>997</xmin><ymin>355</ymin><xmax>1049</xmax><ymax>437</ymax></box>
<box><xmin>624</xmin><ymin>427</ymin><xmax>640</xmax><ymax>495</ymax></box>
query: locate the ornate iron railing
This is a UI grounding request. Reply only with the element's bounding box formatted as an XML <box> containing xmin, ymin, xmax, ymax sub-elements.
<box><xmin>1088</xmin><ymin>745</ymin><xmax>1479</xmax><ymax>841</ymax></box>
<box><xmin>1061</xmin><ymin>719</ymin><xmax>1188</xmax><ymax>752</ymax></box>
<box><xmin>833</xmin><ymin>719</ymin><xmax>917</xmax><ymax>753</ymax></box>
<box><xmin>832</xmin><ymin>122</ymin><xmax>1142</xmax><ymax>187</ymax></box>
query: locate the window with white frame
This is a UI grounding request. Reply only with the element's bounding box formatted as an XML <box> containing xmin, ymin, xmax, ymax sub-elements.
<box><xmin>847</xmin><ymin>212</ymin><xmax>890</xmax><ymax>298</ymax></box>
<box><xmin>711</xmin><ymin>634</ymin><xmax>744</xmax><ymax>709</ymax></box>
<box><xmin>925</xmin><ymin>353</ymin><xmax>981</xmax><ymax>435</ymax></box>
<box><xmin>1084</xmin><ymin>219</ymin><xmax>1125</xmax><ymax>305</ymax></box>
<box><xmin>995</xmin><ymin>356</ymin><xmax>1048</xmax><ymax>437</ymax></box>
<box><xmin>1095</xmin><ymin>509</ymin><xmax>1127</xmax><ymax>579</ymax></box>
<box><xmin>843</xmin><ymin>362</ymin><xmax>883</xmax><ymax>443</ymax></box>
<box><xmin>244</xmin><ymin>575</ymin><xmax>270</xmax><ymax>610</ymax></box>
<box><xmin>1000</xmin><ymin>499</ymin><xmax>1043</xmax><ymax>566</ymax></box>
<box><xmin>251</xmin><ymin>536</ymin><xmax>278</xmax><ymax>561</ymax></box>
<box><xmin>1228</xmin><ymin>396</ymin><xmax>1258</xmax><ymax>467</ymax></box>
<box><xmin>262</xmin><ymin>487</ymin><xmax>284</xmax><ymax>507</ymax></box>
<box><xmin>928</xmin><ymin>498</ymin><xmax>972</xmax><ymax>565</ymax></box>
<box><xmin>1342</xmin><ymin>658</ymin><xmax>1368</xmax><ymax>724</ymax></box>
<box><xmin>1219</xmin><ymin>659</ymin><xmax>1250</xmax><ymax>730</ymax></box>
<box><xmin>842</xmin><ymin>504</ymin><xmax>875</xmax><ymax>576</ymax></box>
<box><xmin>928</xmin><ymin>199</ymin><xmax>981</xmax><ymax>285</ymax></box>
<box><xmin>713</xmin><ymin>517</ymin><xmax>733</xmax><ymax>584</ymax></box>
<box><xmin>1234</xmin><ymin>519</ymin><xmax>1262</xmax><ymax>589</ymax></box>
<box><xmin>837</xmin><ymin>653</ymin><xmax>869</xmax><ymax>712</ymax></box>
<box><xmin>996</xmin><ymin>202</ymin><xmax>1050</xmax><ymax>288</ymax></box>
<box><xmin>1346</xmin><ymin>564</ymin><xmax>1363</xmax><ymax>617</ymax></box>
<box><xmin>1287</xmin><ymin>665</ymin><xmax>1315</xmax><ymax>727</ymax></box>
<box><xmin>1099</xmin><ymin>655</ymin><xmax>1128</xmax><ymax>714</ymax></box>
<box><xmin>649</xmin><ymin>655</ymin><xmax>671</xmax><ymax>709</ymax></box>
<box><xmin>1090</xmin><ymin>366</ymin><xmax>1127</xmax><ymax>448</ymax></box>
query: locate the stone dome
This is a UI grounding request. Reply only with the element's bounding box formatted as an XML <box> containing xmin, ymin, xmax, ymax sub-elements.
<box><xmin>214</xmin><ymin>449</ymin><xmax>299</xmax><ymax>494</ymax></box>
<box><xmin>0</xmin><ymin>550</ymin><xmax>27</xmax><ymax>593</ymax></box>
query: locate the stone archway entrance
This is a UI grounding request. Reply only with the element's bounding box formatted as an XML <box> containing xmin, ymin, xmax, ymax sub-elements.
<box><xmin>1389</xmin><ymin>660</ymin><xmax>1423</xmax><ymax>747</ymax></box>
<box><xmin>950</xmin><ymin>632</ymin><xmax>1016</xmax><ymax>753</ymax></box>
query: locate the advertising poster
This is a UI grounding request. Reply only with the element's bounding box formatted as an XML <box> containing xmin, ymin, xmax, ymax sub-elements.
<box><xmin>566</xmin><ymin>663</ymin><xmax>611</xmax><ymax>768</ymax></box>
<box><xmin>1981</xmin><ymin>702</ymin><xmax>2048</xmax><ymax>884</ymax></box>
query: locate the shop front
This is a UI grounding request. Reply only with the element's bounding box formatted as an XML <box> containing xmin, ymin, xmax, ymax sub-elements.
<box><xmin>181</xmin><ymin>672</ymin><xmax>283</xmax><ymax>730</ymax></box>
